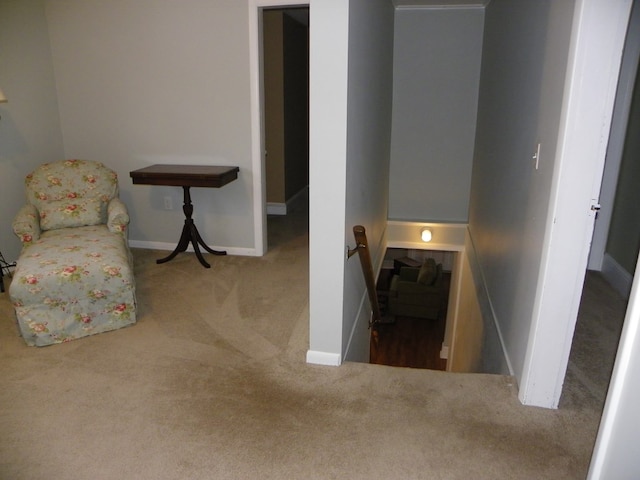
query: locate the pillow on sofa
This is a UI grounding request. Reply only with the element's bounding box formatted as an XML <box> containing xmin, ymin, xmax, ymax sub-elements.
<box><xmin>39</xmin><ymin>198</ymin><xmax>106</xmax><ymax>231</ymax></box>
<box><xmin>417</xmin><ymin>258</ymin><xmax>437</xmax><ymax>285</ymax></box>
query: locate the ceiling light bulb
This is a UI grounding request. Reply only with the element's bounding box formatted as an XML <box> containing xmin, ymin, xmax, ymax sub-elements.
<box><xmin>421</xmin><ymin>228</ymin><xmax>432</xmax><ymax>242</ymax></box>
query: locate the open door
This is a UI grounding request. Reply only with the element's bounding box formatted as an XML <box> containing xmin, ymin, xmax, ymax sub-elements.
<box><xmin>517</xmin><ymin>0</ymin><xmax>634</xmax><ymax>408</ymax></box>
<box><xmin>587</xmin><ymin>0</ymin><xmax>640</xmax><ymax>279</ymax></box>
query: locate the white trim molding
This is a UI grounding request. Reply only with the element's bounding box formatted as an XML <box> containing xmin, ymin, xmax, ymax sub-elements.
<box><xmin>393</xmin><ymin>0</ymin><xmax>489</xmax><ymax>9</ymax></box>
<box><xmin>267</xmin><ymin>185</ymin><xmax>309</xmax><ymax>215</ymax></box>
<box><xmin>440</xmin><ymin>345</ymin><xmax>449</xmax><ymax>359</ymax></box>
<box><xmin>306</xmin><ymin>350</ymin><xmax>342</xmax><ymax>366</ymax></box>
<box><xmin>267</xmin><ymin>203</ymin><xmax>287</xmax><ymax>215</ymax></box>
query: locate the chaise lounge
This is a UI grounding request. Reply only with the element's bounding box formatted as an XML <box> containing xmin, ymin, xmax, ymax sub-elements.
<box><xmin>9</xmin><ymin>159</ymin><xmax>137</xmax><ymax>346</ymax></box>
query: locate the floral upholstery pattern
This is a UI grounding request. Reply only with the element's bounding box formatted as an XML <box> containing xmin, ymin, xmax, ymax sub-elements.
<box><xmin>39</xmin><ymin>197</ymin><xmax>105</xmax><ymax>230</ymax></box>
<box><xmin>10</xmin><ymin>160</ymin><xmax>136</xmax><ymax>346</ymax></box>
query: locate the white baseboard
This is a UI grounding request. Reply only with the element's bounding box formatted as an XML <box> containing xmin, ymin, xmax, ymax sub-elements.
<box><xmin>466</xmin><ymin>230</ymin><xmax>514</xmax><ymax>376</ymax></box>
<box><xmin>440</xmin><ymin>344</ymin><xmax>449</xmax><ymax>360</ymax></box>
<box><xmin>306</xmin><ymin>350</ymin><xmax>342</xmax><ymax>366</ymax></box>
<box><xmin>602</xmin><ymin>253</ymin><xmax>633</xmax><ymax>299</ymax></box>
<box><xmin>127</xmin><ymin>240</ymin><xmax>258</xmax><ymax>257</ymax></box>
<box><xmin>267</xmin><ymin>186</ymin><xmax>309</xmax><ymax>216</ymax></box>
<box><xmin>267</xmin><ymin>203</ymin><xmax>287</xmax><ymax>215</ymax></box>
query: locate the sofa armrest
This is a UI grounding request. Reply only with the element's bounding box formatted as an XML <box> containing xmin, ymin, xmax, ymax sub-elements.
<box><xmin>12</xmin><ymin>204</ymin><xmax>41</xmax><ymax>246</ymax></box>
<box><xmin>107</xmin><ymin>198</ymin><xmax>130</xmax><ymax>235</ymax></box>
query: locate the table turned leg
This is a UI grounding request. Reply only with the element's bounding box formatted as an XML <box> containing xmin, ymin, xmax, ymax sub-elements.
<box><xmin>156</xmin><ymin>186</ymin><xmax>227</xmax><ymax>268</ymax></box>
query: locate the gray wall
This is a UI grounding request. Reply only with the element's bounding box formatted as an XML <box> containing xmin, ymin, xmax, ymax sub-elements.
<box><xmin>0</xmin><ymin>0</ymin><xmax>66</xmax><ymax>265</ymax></box>
<box><xmin>342</xmin><ymin>0</ymin><xmax>395</xmax><ymax>361</ymax></box>
<box><xmin>468</xmin><ymin>0</ymin><xmax>576</xmax><ymax>383</ymax></box>
<box><xmin>607</xmin><ymin>68</ymin><xmax>640</xmax><ymax>275</ymax></box>
<box><xmin>388</xmin><ymin>7</ymin><xmax>484</xmax><ymax>223</ymax></box>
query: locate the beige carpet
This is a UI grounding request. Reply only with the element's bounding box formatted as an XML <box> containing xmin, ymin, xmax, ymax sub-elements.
<box><xmin>0</xmin><ymin>212</ymin><xmax>625</xmax><ymax>479</ymax></box>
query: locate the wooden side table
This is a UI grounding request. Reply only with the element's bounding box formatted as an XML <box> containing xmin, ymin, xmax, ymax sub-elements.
<box><xmin>130</xmin><ymin>164</ymin><xmax>240</xmax><ymax>268</ymax></box>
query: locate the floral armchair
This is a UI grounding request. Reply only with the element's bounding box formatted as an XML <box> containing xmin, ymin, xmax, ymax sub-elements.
<box><xmin>9</xmin><ymin>159</ymin><xmax>136</xmax><ymax>346</ymax></box>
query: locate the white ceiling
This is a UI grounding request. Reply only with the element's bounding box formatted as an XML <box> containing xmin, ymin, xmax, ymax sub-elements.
<box><xmin>393</xmin><ymin>0</ymin><xmax>490</xmax><ymax>8</ymax></box>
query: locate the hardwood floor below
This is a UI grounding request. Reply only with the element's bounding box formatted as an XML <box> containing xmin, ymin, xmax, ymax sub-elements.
<box><xmin>370</xmin><ymin>314</ymin><xmax>447</xmax><ymax>371</ymax></box>
<box><xmin>370</xmin><ymin>270</ymin><xmax>449</xmax><ymax>371</ymax></box>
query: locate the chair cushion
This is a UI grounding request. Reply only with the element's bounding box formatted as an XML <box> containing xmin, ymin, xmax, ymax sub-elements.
<box><xmin>417</xmin><ymin>258</ymin><xmax>437</xmax><ymax>285</ymax></box>
<box><xmin>39</xmin><ymin>198</ymin><xmax>106</xmax><ymax>231</ymax></box>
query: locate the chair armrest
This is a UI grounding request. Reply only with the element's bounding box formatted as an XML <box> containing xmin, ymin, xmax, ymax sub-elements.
<box><xmin>107</xmin><ymin>198</ymin><xmax>130</xmax><ymax>235</ymax></box>
<box><xmin>12</xmin><ymin>204</ymin><xmax>41</xmax><ymax>246</ymax></box>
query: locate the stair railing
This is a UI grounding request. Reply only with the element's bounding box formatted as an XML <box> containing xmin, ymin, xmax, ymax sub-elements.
<box><xmin>348</xmin><ymin>225</ymin><xmax>382</xmax><ymax>327</ymax></box>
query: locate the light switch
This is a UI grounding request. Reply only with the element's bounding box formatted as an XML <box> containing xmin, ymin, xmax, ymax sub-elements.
<box><xmin>533</xmin><ymin>143</ymin><xmax>541</xmax><ymax>170</ymax></box>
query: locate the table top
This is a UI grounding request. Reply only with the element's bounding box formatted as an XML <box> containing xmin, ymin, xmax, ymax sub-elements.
<box><xmin>130</xmin><ymin>164</ymin><xmax>239</xmax><ymax>188</ymax></box>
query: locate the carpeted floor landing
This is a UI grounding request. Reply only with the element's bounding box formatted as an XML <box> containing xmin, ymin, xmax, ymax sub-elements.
<box><xmin>0</xmin><ymin>212</ymin><xmax>626</xmax><ymax>479</ymax></box>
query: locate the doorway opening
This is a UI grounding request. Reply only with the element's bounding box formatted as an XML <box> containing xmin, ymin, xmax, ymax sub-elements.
<box><xmin>561</xmin><ymin>0</ymin><xmax>640</xmax><ymax>408</ymax></box>
<box><xmin>261</xmin><ymin>6</ymin><xmax>309</xmax><ymax>253</ymax></box>
<box><xmin>562</xmin><ymin>33</ymin><xmax>638</xmax><ymax>434</ymax></box>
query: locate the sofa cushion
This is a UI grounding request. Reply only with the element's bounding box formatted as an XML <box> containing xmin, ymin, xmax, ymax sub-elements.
<box><xmin>39</xmin><ymin>198</ymin><xmax>106</xmax><ymax>231</ymax></box>
<box><xmin>417</xmin><ymin>258</ymin><xmax>437</xmax><ymax>285</ymax></box>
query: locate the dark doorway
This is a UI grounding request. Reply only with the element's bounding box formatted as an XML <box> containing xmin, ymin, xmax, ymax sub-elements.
<box><xmin>263</xmin><ymin>7</ymin><xmax>309</xmax><ymax>243</ymax></box>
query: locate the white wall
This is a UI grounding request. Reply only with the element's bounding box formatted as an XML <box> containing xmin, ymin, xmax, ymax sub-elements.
<box><xmin>388</xmin><ymin>7</ymin><xmax>483</xmax><ymax>223</ymax></box>
<box><xmin>449</xmin><ymin>237</ymin><xmax>483</xmax><ymax>373</ymax></box>
<box><xmin>342</xmin><ymin>0</ymin><xmax>395</xmax><ymax>362</ymax></box>
<box><xmin>306</xmin><ymin>0</ymin><xmax>350</xmax><ymax>366</ymax></box>
<box><xmin>469</xmin><ymin>0</ymin><xmax>576</xmax><ymax>391</ymax></box>
<box><xmin>45</xmin><ymin>0</ymin><xmax>256</xmax><ymax>254</ymax></box>
<box><xmin>0</xmin><ymin>0</ymin><xmax>65</xmax><ymax>264</ymax></box>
